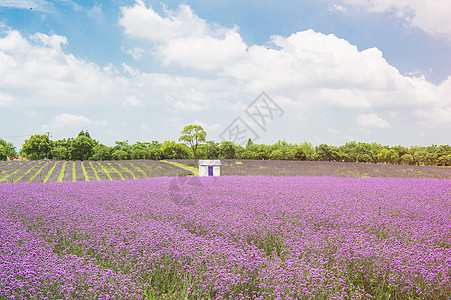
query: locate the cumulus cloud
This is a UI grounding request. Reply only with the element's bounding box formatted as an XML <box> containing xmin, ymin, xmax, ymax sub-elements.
<box><xmin>157</xmin><ymin>29</ymin><xmax>247</xmax><ymax>71</ymax></box>
<box><xmin>119</xmin><ymin>1</ymin><xmax>247</xmax><ymax>72</ymax></box>
<box><xmin>0</xmin><ymin>29</ymin><xmax>135</xmax><ymax>108</ymax></box>
<box><xmin>356</xmin><ymin>113</ymin><xmax>390</xmax><ymax>128</ymax></box>
<box><xmin>2</xmin><ymin>1</ymin><xmax>450</xmax><ymax>145</ymax></box>
<box><xmin>123</xmin><ymin>47</ymin><xmax>145</xmax><ymax>60</ymax></box>
<box><xmin>52</xmin><ymin>113</ymin><xmax>108</xmax><ymax>128</ymax></box>
<box><xmin>0</xmin><ymin>27</ymin><xmax>237</xmax><ymax>114</ymax></box>
<box><xmin>333</xmin><ymin>0</ymin><xmax>451</xmax><ymax>41</ymax></box>
<box><xmin>119</xmin><ymin>1</ymin><xmax>209</xmax><ymax>42</ymax></box>
<box><xmin>119</xmin><ymin>2</ymin><xmax>450</xmax><ymax>118</ymax></box>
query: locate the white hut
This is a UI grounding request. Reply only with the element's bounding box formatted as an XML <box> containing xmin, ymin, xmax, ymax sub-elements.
<box><xmin>199</xmin><ymin>160</ymin><xmax>221</xmax><ymax>177</ymax></box>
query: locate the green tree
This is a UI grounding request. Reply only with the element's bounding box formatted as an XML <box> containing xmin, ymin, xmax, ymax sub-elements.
<box><xmin>392</xmin><ymin>145</ymin><xmax>409</xmax><ymax>164</ymax></box>
<box><xmin>298</xmin><ymin>141</ymin><xmax>316</xmax><ymax>161</ymax></box>
<box><xmin>161</xmin><ymin>141</ymin><xmax>189</xmax><ymax>159</ymax></box>
<box><xmin>246</xmin><ymin>138</ymin><xmax>253</xmax><ymax>150</ymax></box>
<box><xmin>316</xmin><ymin>144</ymin><xmax>339</xmax><ymax>161</ymax></box>
<box><xmin>112</xmin><ymin>149</ymin><xmax>128</xmax><ymax>160</ymax></box>
<box><xmin>270</xmin><ymin>140</ymin><xmax>296</xmax><ymax>160</ymax></box>
<box><xmin>293</xmin><ymin>146</ymin><xmax>307</xmax><ymax>160</ymax></box>
<box><xmin>241</xmin><ymin>150</ymin><xmax>257</xmax><ymax>159</ymax></box>
<box><xmin>0</xmin><ymin>139</ymin><xmax>17</xmax><ymax>160</ymax></box>
<box><xmin>146</xmin><ymin>147</ymin><xmax>162</xmax><ymax>160</ymax></box>
<box><xmin>92</xmin><ymin>144</ymin><xmax>111</xmax><ymax>161</ymax></box>
<box><xmin>179</xmin><ymin>125</ymin><xmax>206</xmax><ymax>165</ymax></box>
<box><xmin>340</xmin><ymin>141</ymin><xmax>359</xmax><ymax>162</ymax></box>
<box><xmin>377</xmin><ymin>148</ymin><xmax>399</xmax><ymax>164</ymax></box>
<box><xmin>220</xmin><ymin>141</ymin><xmax>235</xmax><ymax>159</ymax></box>
<box><xmin>270</xmin><ymin>149</ymin><xmax>284</xmax><ymax>160</ymax></box>
<box><xmin>233</xmin><ymin>144</ymin><xmax>246</xmax><ymax>159</ymax></box>
<box><xmin>70</xmin><ymin>135</ymin><xmax>94</xmax><ymax>161</ymax></box>
<box><xmin>21</xmin><ymin>134</ymin><xmax>53</xmax><ymax>160</ymax></box>
<box><xmin>437</xmin><ymin>154</ymin><xmax>451</xmax><ymax>166</ymax></box>
<box><xmin>130</xmin><ymin>142</ymin><xmax>149</xmax><ymax>160</ymax></box>
<box><xmin>400</xmin><ymin>154</ymin><xmax>415</xmax><ymax>165</ymax></box>
<box><xmin>410</xmin><ymin>146</ymin><xmax>426</xmax><ymax>166</ymax></box>
<box><xmin>77</xmin><ymin>130</ymin><xmax>91</xmax><ymax>138</ymax></box>
<box><xmin>53</xmin><ymin>146</ymin><xmax>68</xmax><ymax>160</ymax></box>
<box><xmin>113</xmin><ymin>141</ymin><xmax>131</xmax><ymax>159</ymax></box>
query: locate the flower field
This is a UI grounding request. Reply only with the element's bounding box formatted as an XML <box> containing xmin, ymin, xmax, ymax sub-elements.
<box><xmin>170</xmin><ymin>159</ymin><xmax>451</xmax><ymax>179</ymax></box>
<box><xmin>1</xmin><ymin>176</ymin><xmax>450</xmax><ymax>299</ymax></box>
<box><xmin>0</xmin><ymin>160</ymin><xmax>192</xmax><ymax>183</ymax></box>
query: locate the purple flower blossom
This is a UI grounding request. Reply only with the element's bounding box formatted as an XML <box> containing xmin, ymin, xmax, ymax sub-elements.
<box><xmin>0</xmin><ymin>176</ymin><xmax>450</xmax><ymax>298</ymax></box>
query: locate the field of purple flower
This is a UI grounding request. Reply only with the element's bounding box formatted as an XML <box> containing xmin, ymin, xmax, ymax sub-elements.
<box><xmin>1</xmin><ymin>176</ymin><xmax>450</xmax><ymax>299</ymax></box>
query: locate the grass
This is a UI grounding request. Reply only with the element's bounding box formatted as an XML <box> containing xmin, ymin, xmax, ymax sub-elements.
<box><xmin>129</xmin><ymin>162</ymin><xmax>147</xmax><ymax>178</ymax></box>
<box><xmin>81</xmin><ymin>162</ymin><xmax>89</xmax><ymax>181</ymax></box>
<box><xmin>12</xmin><ymin>162</ymin><xmax>43</xmax><ymax>183</ymax></box>
<box><xmin>89</xmin><ymin>161</ymin><xmax>100</xmax><ymax>181</ymax></box>
<box><xmin>43</xmin><ymin>162</ymin><xmax>58</xmax><ymax>183</ymax></box>
<box><xmin>121</xmin><ymin>164</ymin><xmax>138</xmax><ymax>179</ymax></box>
<box><xmin>57</xmin><ymin>161</ymin><xmax>66</xmax><ymax>182</ymax></box>
<box><xmin>97</xmin><ymin>162</ymin><xmax>113</xmax><ymax>180</ymax></box>
<box><xmin>0</xmin><ymin>162</ymin><xmax>31</xmax><ymax>183</ymax></box>
<box><xmin>107</xmin><ymin>162</ymin><xmax>124</xmax><ymax>179</ymax></box>
<box><xmin>27</xmin><ymin>161</ymin><xmax>48</xmax><ymax>183</ymax></box>
<box><xmin>162</xmin><ymin>160</ymin><xmax>198</xmax><ymax>176</ymax></box>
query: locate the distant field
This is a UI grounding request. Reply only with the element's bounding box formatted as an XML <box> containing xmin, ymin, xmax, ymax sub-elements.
<box><xmin>2</xmin><ymin>159</ymin><xmax>450</xmax><ymax>184</ymax></box>
<box><xmin>170</xmin><ymin>159</ymin><xmax>451</xmax><ymax>179</ymax></box>
<box><xmin>0</xmin><ymin>160</ymin><xmax>192</xmax><ymax>183</ymax></box>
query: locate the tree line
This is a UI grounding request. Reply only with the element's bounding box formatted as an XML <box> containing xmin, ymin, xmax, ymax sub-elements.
<box><xmin>1</xmin><ymin>127</ymin><xmax>451</xmax><ymax>166</ymax></box>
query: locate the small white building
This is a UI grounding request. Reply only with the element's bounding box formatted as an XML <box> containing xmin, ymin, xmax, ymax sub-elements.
<box><xmin>199</xmin><ymin>160</ymin><xmax>221</xmax><ymax>177</ymax></box>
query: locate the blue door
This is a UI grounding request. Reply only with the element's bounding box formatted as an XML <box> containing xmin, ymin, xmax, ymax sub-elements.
<box><xmin>208</xmin><ymin>166</ymin><xmax>214</xmax><ymax>176</ymax></box>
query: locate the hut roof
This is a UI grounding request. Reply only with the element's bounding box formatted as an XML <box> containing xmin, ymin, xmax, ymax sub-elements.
<box><xmin>199</xmin><ymin>160</ymin><xmax>221</xmax><ymax>166</ymax></box>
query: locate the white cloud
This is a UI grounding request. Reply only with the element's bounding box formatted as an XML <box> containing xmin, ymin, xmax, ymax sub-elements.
<box><xmin>333</xmin><ymin>0</ymin><xmax>451</xmax><ymax>41</ymax></box>
<box><xmin>416</xmin><ymin>107</ymin><xmax>451</xmax><ymax>124</ymax></box>
<box><xmin>122</xmin><ymin>96</ymin><xmax>144</xmax><ymax>108</ymax></box>
<box><xmin>123</xmin><ymin>47</ymin><xmax>145</xmax><ymax>60</ymax></box>
<box><xmin>356</xmin><ymin>113</ymin><xmax>390</xmax><ymax>128</ymax></box>
<box><xmin>2</xmin><ymin>2</ymin><xmax>451</xmax><ymax>146</ymax></box>
<box><xmin>119</xmin><ymin>2</ymin><xmax>247</xmax><ymax>72</ymax></box>
<box><xmin>119</xmin><ymin>1</ymin><xmax>209</xmax><ymax>42</ymax></box>
<box><xmin>157</xmin><ymin>29</ymin><xmax>247</xmax><ymax>71</ymax></box>
<box><xmin>119</xmin><ymin>2</ymin><xmax>450</xmax><ymax>117</ymax></box>
<box><xmin>53</xmin><ymin>113</ymin><xmax>108</xmax><ymax>128</ymax></box>
<box><xmin>116</xmin><ymin>2</ymin><xmax>451</xmax><ymax>131</ymax></box>
<box><xmin>191</xmin><ymin>121</ymin><xmax>222</xmax><ymax>133</ymax></box>
<box><xmin>87</xmin><ymin>3</ymin><xmax>103</xmax><ymax>19</ymax></box>
<box><xmin>0</xmin><ymin>29</ymin><xmax>135</xmax><ymax>108</ymax></box>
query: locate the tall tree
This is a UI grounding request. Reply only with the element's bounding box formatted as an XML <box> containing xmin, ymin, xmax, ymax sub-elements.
<box><xmin>53</xmin><ymin>146</ymin><xmax>68</xmax><ymax>160</ymax></box>
<box><xmin>21</xmin><ymin>134</ymin><xmax>53</xmax><ymax>160</ymax></box>
<box><xmin>0</xmin><ymin>139</ymin><xmax>17</xmax><ymax>160</ymax></box>
<box><xmin>179</xmin><ymin>125</ymin><xmax>206</xmax><ymax>165</ymax></box>
<box><xmin>70</xmin><ymin>135</ymin><xmax>94</xmax><ymax>161</ymax></box>
<box><xmin>92</xmin><ymin>144</ymin><xmax>111</xmax><ymax>161</ymax></box>
<box><xmin>220</xmin><ymin>141</ymin><xmax>235</xmax><ymax>159</ymax></box>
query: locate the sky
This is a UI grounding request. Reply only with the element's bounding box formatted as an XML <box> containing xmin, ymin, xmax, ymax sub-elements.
<box><xmin>1</xmin><ymin>0</ymin><xmax>450</xmax><ymax>149</ymax></box>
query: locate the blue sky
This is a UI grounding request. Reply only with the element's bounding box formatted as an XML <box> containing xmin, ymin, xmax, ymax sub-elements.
<box><xmin>1</xmin><ymin>0</ymin><xmax>450</xmax><ymax>149</ymax></box>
